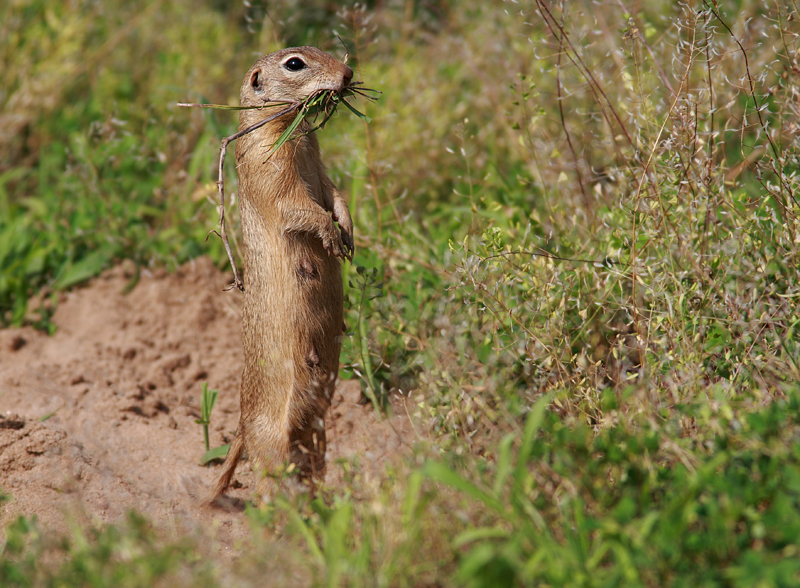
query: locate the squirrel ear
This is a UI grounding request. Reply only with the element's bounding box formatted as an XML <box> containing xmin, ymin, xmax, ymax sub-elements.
<box><xmin>250</xmin><ymin>70</ymin><xmax>263</xmax><ymax>93</ymax></box>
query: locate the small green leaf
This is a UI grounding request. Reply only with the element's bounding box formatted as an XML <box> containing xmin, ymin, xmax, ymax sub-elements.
<box><xmin>199</xmin><ymin>444</ymin><xmax>230</xmax><ymax>465</ymax></box>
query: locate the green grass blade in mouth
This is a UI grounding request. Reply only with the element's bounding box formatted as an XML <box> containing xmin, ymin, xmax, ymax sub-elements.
<box><xmin>176</xmin><ymin>101</ymin><xmax>294</xmax><ymax>110</ymax></box>
<box><xmin>180</xmin><ymin>84</ymin><xmax>379</xmax><ymax>159</ymax></box>
<box><xmin>340</xmin><ymin>98</ymin><xmax>371</xmax><ymax>123</ymax></box>
<box><xmin>266</xmin><ymin>89</ymin><xmax>375</xmax><ymax>157</ymax></box>
<box><xmin>266</xmin><ymin>99</ymin><xmax>314</xmax><ymax>158</ymax></box>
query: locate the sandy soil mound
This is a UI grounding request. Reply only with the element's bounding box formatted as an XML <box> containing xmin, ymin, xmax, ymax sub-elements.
<box><xmin>0</xmin><ymin>257</ymin><xmax>415</xmax><ymax>546</ymax></box>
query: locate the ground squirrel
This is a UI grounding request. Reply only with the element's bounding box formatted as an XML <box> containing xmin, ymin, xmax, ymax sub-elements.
<box><xmin>211</xmin><ymin>46</ymin><xmax>354</xmax><ymax>503</ymax></box>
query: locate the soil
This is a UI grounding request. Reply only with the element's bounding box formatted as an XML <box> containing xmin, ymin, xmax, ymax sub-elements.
<box><xmin>0</xmin><ymin>257</ymin><xmax>415</xmax><ymax>549</ymax></box>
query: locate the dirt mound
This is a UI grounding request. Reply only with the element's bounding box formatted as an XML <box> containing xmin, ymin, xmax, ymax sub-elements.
<box><xmin>0</xmin><ymin>258</ymin><xmax>415</xmax><ymax>545</ymax></box>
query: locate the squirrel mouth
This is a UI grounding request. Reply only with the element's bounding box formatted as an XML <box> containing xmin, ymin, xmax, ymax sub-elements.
<box><xmin>313</xmin><ymin>79</ymin><xmax>351</xmax><ymax>94</ymax></box>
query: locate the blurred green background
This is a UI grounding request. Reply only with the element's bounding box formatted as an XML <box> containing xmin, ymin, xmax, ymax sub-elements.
<box><xmin>2</xmin><ymin>0</ymin><xmax>800</xmax><ymax>586</ymax></box>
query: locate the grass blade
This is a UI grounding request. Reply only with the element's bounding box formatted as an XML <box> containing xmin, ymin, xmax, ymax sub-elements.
<box><xmin>453</xmin><ymin>526</ymin><xmax>510</xmax><ymax>548</ymax></box>
<box><xmin>176</xmin><ymin>102</ymin><xmax>293</xmax><ymax>110</ymax></box>
<box><xmin>266</xmin><ymin>107</ymin><xmax>308</xmax><ymax>159</ymax></box>
<box><xmin>423</xmin><ymin>461</ymin><xmax>506</xmax><ymax>515</ymax></box>
<box><xmin>53</xmin><ymin>250</ymin><xmax>111</xmax><ymax>291</ymax></box>
<box><xmin>275</xmin><ymin>498</ymin><xmax>325</xmax><ymax>564</ymax></box>
<box><xmin>492</xmin><ymin>433</ymin><xmax>515</xmax><ymax>496</ymax></box>
<box><xmin>341</xmin><ymin>99</ymin><xmax>372</xmax><ymax>123</ymax></box>
<box><xmin>515</xmin><ymin>393</ymin><xmax>552</xmax><ymax>478</ymax></box>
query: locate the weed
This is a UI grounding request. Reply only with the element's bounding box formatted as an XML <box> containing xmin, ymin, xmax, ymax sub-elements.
<box><xmin>195</xmin><ymin>382</ymin><xmax>229</xmax><ymax>466</ymax></box>
<box><xmin>196</xmin><ymin>382</ymin><xmax>218</xmax><ymax>454</ymax></box>
<box><xmin>348</xmin><ymin>265</ymin><xmax>385</xmax><ymax>411</ymax></box>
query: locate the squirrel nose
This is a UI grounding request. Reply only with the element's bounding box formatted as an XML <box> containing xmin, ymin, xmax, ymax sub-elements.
<box><xmin>342</xmin><ymin>65</ymin><xmax>353</xmax><ymax>86</ymax></box>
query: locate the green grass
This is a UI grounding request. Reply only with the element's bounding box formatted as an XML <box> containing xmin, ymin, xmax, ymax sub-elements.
<box><xmin>0</xmin><ymin>508</ymin><xmax>212</xmax><ymax>588</ymax></box>
<box><xmin>2</xmin><ymin>0</ymin><xmax>800</xmax><ymax>585</ymax></box>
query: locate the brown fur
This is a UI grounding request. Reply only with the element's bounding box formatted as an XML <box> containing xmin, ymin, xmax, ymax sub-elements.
<box><xmin>210</xmin><ymin>47</ymin><xmax>354</xmax><ymax>503</ymax></box>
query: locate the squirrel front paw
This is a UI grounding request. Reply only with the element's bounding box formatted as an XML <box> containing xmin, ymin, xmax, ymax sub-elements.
<box><xmin>321</xmin><ymin>225</ymin><xmax>348</xmax><ymax>261</ymax></box>
<box><xmin>338</xmin><ymin>225</ymin><xmax>354</xmax><ymax>260</ymax></box>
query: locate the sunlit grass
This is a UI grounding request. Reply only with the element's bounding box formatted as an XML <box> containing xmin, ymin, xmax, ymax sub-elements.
<box><xmin>1</xmin><ymin>0</ymin><xmax>799</xmax><ymax>585</ymax></box>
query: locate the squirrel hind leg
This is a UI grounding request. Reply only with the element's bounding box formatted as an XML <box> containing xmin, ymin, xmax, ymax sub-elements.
<box><xmin>288</xmin><ymin>408</ymin><xmax>328</xmax><ymax>490</ymax></box>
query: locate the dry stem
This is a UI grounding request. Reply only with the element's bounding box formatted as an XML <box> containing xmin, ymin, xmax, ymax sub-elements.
<box><xmin>212</xmin><ymin>102</ymin><xmax>302</xmax><ymax>292</ymax></box>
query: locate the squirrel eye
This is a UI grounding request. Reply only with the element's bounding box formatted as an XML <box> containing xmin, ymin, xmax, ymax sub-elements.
<box><xmin>283</xmin><ymin>57</ymin><xmax>306</xmax><ymax>72</ymax></box>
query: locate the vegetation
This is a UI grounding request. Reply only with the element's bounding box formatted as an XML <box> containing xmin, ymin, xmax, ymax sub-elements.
<box><xmin>2</xmin><ymin>0</ymin><xmax>800</xmax><ymax>586</ymax></box>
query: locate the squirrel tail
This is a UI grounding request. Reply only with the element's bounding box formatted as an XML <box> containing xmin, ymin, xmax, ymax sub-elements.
<box><xmin>208</xmin><ymin>432</ymin><xmax>245</xmax><ymax>505</ymax></box>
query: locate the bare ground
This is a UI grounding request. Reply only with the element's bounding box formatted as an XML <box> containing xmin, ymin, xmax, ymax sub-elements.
<box><xmin>0</xmin><ymin>257</ymin><xmax>415</xmax><ymax>549</ymax></box>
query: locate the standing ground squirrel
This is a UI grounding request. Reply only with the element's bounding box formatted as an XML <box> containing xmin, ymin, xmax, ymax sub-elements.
<box><xmin>210</xmin><ymin>46</ymin><xmax>354</xmax><ymax>503</ymax></box>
